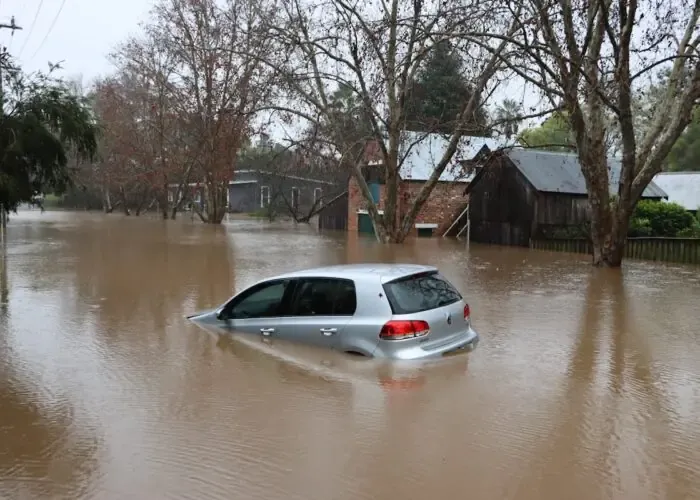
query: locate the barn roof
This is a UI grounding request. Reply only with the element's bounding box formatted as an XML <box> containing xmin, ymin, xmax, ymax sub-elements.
<box><xmin>504</xmin><ymin>149</ymin><xmax>668</xmax><ymax>198</ymax></box>
<box><xmin>652</xmin><ymin>172</ymin><xmax>700</xmax><ymax>211</ymax></box>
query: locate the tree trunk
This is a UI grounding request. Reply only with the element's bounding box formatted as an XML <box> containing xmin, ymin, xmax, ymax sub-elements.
<box><xmin>589</xmin><ymin>201</ymin><xmax>632</xmax><ymax>267</ymax></box>
<box><xmin>102</xmin><ymin>188</ymin><xmax>114</xmax><ymax>213</ymax></box>
<box><xmin>119</xmin><ymin>187</ymin><xmax>130</xmax><ymax>216</ymax></box>
<box><xmin>202</xmin><ymin>183</ymin><xmax>227</xmax><ymax>224</ymax></box>
<box><xmin>134</xmin><ymin>190</ymin><xmax>150</xmax><ymax>216</ymax></box>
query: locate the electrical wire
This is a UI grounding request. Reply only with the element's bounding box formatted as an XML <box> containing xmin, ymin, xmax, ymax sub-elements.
<box><xmin>29</xmin><ymin>0</ymin><xmax>65</xmax><ymax>61</ymax></box>
<box><xmin>18</xmin><ymin>0</ymin><xmax>44</xmax><ymax>57</ymax></box>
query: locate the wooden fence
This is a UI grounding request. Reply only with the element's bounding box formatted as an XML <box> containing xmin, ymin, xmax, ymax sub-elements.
<box><xmin>530</xmin><ymin>237</ymin><xmax>700</xmax><ymax>265</ymax></box>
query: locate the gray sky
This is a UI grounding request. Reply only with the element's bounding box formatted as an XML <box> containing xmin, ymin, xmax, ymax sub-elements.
<box><xmin>2</xmin><ymin>0</ymin><xmax>153</xmax><ymax>84</ymax></box>
<box><xmin>1</xmin><ymin>0</ymin><xmax>542</xmax><ymax>140</ymax></box>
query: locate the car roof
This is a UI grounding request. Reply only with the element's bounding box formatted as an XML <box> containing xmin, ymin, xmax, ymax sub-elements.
<box><xmin>273</xmin><ymin>263</ymin><xmax>438</xmax><ymax>283</ymax></box>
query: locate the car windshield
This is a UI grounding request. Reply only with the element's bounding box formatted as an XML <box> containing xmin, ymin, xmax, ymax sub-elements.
<box><xmin>383</xmin><ymin>271</ymin><xmax>462</xmax><ymax>314</ymax></box>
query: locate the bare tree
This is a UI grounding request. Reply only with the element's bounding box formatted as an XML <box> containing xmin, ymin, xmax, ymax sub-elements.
<box><xmin>500</xmin><ymin>0</ymin><xmax>700</xmax><ymax>266</ymax></box>
<box><xmin>260</xmin><ymin>0</ymin><xmax>521</xmax><ymax>242</ymax></box>
<box><xmin>111</xmin><ymin>0</ymin><xmax>276</xmax><ymax>224</ymax></box>
<box><xmin>238</xmin><ymin>138</ymin><xmax>349</xmax><ymax>222</ymax></box>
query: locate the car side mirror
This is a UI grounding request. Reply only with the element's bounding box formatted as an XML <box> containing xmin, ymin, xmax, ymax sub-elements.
<box><xmin>216</xmin><ymin>308</ymin><xmax>229</xmax><ymax>321</ymax></box>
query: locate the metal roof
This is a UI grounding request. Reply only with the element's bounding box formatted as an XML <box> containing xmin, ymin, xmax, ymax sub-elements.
<box><xmin>505</xmin><ymin>149</ymin><xmax>668</xmax><ymax>198</ymax></box>
<box><xmin>398</xmin><ymin>131</ymin><xmax>506</xmax><ymax>183</ymax></box>
<box><xmin>652</xmin><ymin>172</ymin><xmax>700</xmax><ymax>211</ymax></box>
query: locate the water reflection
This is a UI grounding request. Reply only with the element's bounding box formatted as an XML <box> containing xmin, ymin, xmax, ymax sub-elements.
<box><xmin>0</xmin><ymin>211</ymin><xmax>699</xmax><ymax>500</ymax></box>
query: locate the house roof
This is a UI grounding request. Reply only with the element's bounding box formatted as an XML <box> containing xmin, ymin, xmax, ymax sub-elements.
<box><xmin>236</xmin><ymin>169</ymin><xmax>336</xmax><ymax>186</ymax></box>
<box><xmin>652</xmin><ymin>172</ymin><xmax>700</xmax><ymax>211</ymax></box>
<box><xmin>364</xmin><ymin>131</ymin><xmax>508</xmax><ymax>183</ymax></box>
<box><xmin>398</xmin><ymin>131</ymin><xmax>506</xmax><ymax>183</ymax></box>
<box><xmin>504</xmin><ymin>148</ymin><xmax>668</xmax><ymax>198</ymax></box>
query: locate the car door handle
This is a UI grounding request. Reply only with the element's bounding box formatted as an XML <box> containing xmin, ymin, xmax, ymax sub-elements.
<box><xmin>260</xmin><ymin>328</ymin><xmax>275</xmax><ymax>336</ymax></box>
<box><xmin>320</xmin><ymin>328</ymin><xmax>337</xmax><ymax>336</ymax></box>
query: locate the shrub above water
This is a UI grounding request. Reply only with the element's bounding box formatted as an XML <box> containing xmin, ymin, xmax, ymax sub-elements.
<box><xmin>631</xmin><ymin>200</ymin><xmax>695</xmax><ymax>237</ymax></box>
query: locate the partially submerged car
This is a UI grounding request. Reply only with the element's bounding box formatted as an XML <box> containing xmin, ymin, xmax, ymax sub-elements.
<box><xmin>187</xmin><ymin>263</ymin><xmax>479</xmax><ymax>360</ymax></box>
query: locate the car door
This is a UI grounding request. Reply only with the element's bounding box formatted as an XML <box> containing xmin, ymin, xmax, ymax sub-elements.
<box><xmin>221</xmin><ymin>278</ymin><xmax>296</xmax><ymax>339</ymax></box>
<box><xmin>280</xmin><ymin>277</ymin><xmax>357</xmax><ymax>350</ymax></box>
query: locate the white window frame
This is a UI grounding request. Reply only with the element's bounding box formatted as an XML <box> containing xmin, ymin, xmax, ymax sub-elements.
<box><xmin>313</xmin><ymin>187</ymin><xmax>323</xmax><ymax>206</ymax></box>
<box><xmin>291</xmin><ymin>187</ymin><xmax>300</xmax><ymax>210</ymax></box>
<box><xmin>260</xmin><ymin>185</ymin><xmax>271</xmax><ymax>208</ymax></box>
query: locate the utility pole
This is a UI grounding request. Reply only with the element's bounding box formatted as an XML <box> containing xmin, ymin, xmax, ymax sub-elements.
<box><xmin>0</xmin><ymin>17</ymin><xmax>22</xmax><ymax>232</ymax></box>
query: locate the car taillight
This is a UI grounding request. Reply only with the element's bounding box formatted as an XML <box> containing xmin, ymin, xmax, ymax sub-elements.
<box><xmin>464</xmin><ymin>303</ymin><xmax>470</xmax><ymax>320</ymax></box>
<box><xmin>379</xmin><ymin>320</ymin><xmax>430</xmax><ymax>340</ymax></box>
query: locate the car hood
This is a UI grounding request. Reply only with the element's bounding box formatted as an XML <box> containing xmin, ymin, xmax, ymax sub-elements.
<box><xmin>186</xmin><ymin>308</ymin><xmax>218</xmax><ymax>321</ymax></box>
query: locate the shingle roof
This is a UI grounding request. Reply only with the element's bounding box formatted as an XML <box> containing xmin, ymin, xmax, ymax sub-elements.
<box><xmin>652</xmin><ymin>172</ymin><xmax>700</xmax><ymax>211</ymax></box>
<box><xmin>397</xmin><ymin>131</ymin><xmax>506</xmax><ymax>183</ymax></box>
<box><xmin>505</xmin><ymin>148</ymin><xmax>668</xmax><ymax>198</ymax></box>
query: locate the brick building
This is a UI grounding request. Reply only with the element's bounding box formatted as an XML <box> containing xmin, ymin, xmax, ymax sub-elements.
<box><xmin>347</xmin><ymin>132</ymin><xmax>501</xmax><ymax>238</ymax></box>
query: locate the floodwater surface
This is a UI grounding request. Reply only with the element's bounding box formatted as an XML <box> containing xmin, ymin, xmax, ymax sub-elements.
<box><xmin>1</xmin><ymin>211</ymin><xmax>700</xmax><ymax>500</ymax></box>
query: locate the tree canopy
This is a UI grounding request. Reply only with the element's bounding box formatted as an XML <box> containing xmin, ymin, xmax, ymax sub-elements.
<box><xmin>666</xmin><ymin>109</ymin><xmax>700</xmax><ymax>172</ymax></box>
<box><xmin>404</xmin><ymin>40</ymin><xmax>489</xmax><ymax>135</ymax></box>
<box><xmin>0</xmin><ymin>56</ymin><xmax>99</xmax><ymax>214</ymax></box>
<box><xmin>517</xmin><ymin>112</ymin><xmax>575</xmax><ymax>151</ymax></box>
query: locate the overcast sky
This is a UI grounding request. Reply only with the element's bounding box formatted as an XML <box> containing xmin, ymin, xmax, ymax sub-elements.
<box><xmin>1</xmin><ymin>0</ymin><xmax>542</xmax><ymax>141</ymax></box>
<box><xmin>2</xmin><ymin>0</ymin><xmax>154</xmax><ymax>84</ymax></box>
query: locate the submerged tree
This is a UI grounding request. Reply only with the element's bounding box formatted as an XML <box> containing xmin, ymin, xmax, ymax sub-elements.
<box><xmin>107</xmin><ymin>0</ymin><xmax>277</xmax><ymax>224</ymax></box>
<box><xmin>262</xmin><ymin>0</ymin><xmax>521</xmax><ymax>243</ymax></box>
<box><xmin>505</xmin><ymin>0</ymin><xmax>700</xmax><ymax>266</ymax></box>
<box><xmin>0</xmin><ymin>54</ymin><xmax>99</xmax><ymax>227</ymax></box>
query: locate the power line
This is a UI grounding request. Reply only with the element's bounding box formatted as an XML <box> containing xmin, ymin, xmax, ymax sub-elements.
<box><xmin>18</xmin><ymin>0</ymin><xmax>44</xmax><ymax>57</ymax></box>
<box><xmin>29</xmin><ymin>0</ymin><xmax>65</xmax><ymax>61</ymax></box>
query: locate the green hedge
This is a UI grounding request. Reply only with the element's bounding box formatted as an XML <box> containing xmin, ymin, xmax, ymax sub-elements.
<box><xmin>630</xmin><ymin>200</ymin><xmax>697</xmax><ymax>237</ymax></box>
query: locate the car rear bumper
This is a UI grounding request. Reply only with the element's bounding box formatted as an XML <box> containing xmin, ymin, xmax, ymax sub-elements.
<box><xmin>373</xmin><ymin>327</ymin><xmax>480</xmax><ymax>360</ymax></box>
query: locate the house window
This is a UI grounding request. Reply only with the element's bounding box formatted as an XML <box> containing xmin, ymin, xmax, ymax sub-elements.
<box><xmin>260</xmin><ymin>186</ymin><xmax>271</xmax><ymax>208</ymax></box>
<box><xmin>415</xmin><ymin>223</ymin><xmax>438</xmax><ymax>238</ymax></box>
<box><xmin>291</xmin><ymin>187</ymin><xmax>300</xmax><ymax>210</ymax></box>
<box><xmin>313</xmin><ymin>187</ymin><xmax>323</xmax><ymax>206</ymax></box>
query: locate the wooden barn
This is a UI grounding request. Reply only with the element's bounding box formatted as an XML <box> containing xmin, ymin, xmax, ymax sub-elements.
<box><xmin>444</xmin><ymin>149</ymin><xmax>668</xmax><ymax>246</ymax></box>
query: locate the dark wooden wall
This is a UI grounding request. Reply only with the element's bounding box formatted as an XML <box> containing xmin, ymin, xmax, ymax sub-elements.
<box><xmin>468</xmin><ymin>158</ymin><xmax>536</xmax><ymax>246</ymax></box>
<box><xmin>536</xmin><ymin>193</ymin><xmax>590</xmax><ymax>225</ymax></box>
<box><xmin>318</xmin><ymin>192</ymin><xmax>349</xmax><ymax>231</ymax></box>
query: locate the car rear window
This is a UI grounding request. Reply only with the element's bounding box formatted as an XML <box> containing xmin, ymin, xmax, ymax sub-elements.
<box><xmin>382</xmin><ymin>271</ymin><xmax>462</xmax><ymax>314</ymax></box>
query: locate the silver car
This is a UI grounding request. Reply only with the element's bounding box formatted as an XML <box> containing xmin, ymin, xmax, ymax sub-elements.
<box><xmin>187</xmin><ymin>263</ymin><xmax>479</xmax><ymax>360</ymax></box>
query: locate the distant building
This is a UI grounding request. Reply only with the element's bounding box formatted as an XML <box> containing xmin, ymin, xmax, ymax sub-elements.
<box><xmin>345</xmin><ymin>132</ymin><xmax>502</xmax><ymax>238</ymax></box>
<box><xmin>227</xmin><ymin>170</ymin><xmax>337</xmax><ymax>214</ymax></box>
<box><xmin>446</xmin><ymin>148</ymin><xmax>668</xmax><ymax>246</ymax></box>
<box><xmin>167</xmin><ymin>170</ymin><xmax>339</xmax><ymax>216</ymax></box>
<box><xmin>651</xmin><ymin>172</ymin><xmax>700</xmax><ymax>214</ymax></box>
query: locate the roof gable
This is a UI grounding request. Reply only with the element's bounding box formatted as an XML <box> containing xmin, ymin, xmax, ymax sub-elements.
<box><xmin>504</xmin><ymin>149</ymin><xmax>668</xmax><ymax>198</ymax></box>
<box><xmin>397</xmin><ymin>131</ymin><xmax>505</xmax><ymax>183</ymax></box>
<box><xmin>363</xmin><ymin>131</ymin><xmax>508</xmax><ymax>183</ymax></box>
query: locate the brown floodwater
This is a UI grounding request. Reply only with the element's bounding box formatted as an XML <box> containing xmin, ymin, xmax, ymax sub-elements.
<box><xmin>1</xmin><ymin>210</ymin><xmax>700</xmax><ymax>500</ymax></box>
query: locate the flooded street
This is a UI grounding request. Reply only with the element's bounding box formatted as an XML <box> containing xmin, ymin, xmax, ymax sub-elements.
<box><xmin>1</xmin><ymin>210</ymin><xmax>700</xmax><ymax>500</ymax></box>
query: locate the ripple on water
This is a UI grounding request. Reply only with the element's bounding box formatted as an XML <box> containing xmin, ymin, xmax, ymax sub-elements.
<box><xmin>3</xmin><ymin>212</ymin><xmax>700</xmax><ymax>500</ymax></box>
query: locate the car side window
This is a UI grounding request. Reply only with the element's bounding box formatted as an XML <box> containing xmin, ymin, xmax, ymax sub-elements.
<box><xmin>228</xmin><ymin>280</ymin><xmax>289</xmax><ymax>319</ymax></box>
<box><xmin>290</xmin><ymin>278</ymin><xmax>357</xmax><ymax>317</ymax></box>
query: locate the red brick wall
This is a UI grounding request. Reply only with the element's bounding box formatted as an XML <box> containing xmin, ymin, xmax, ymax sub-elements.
<box><xmin>347</xmin><ymin>177</ymin><xmax>468</xmax><ymax>236</ymax></box>
<box><xmin>402</xmin><ymin>181</ymin><xmax>468</xmax><ymax>235</ymax></box>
